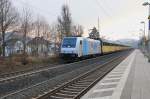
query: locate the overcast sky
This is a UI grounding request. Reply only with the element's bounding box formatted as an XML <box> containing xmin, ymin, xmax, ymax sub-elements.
<box><xmin>13</xmin><ymin>0</ymin><xmax>149</xmax><ymax>40</ymax></box>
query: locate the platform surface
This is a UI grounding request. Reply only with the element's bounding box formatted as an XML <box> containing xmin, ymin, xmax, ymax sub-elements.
<box><xmin>81</xmin><ymin>49</ymin><xmax>150</xmax><ymax>99</ymax></box>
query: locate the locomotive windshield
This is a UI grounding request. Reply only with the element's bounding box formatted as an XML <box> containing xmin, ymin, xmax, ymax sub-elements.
<box><xmin>62</xmin><ymin>38</ymin><xmax>77</xmax><ymax>48</ymax></box>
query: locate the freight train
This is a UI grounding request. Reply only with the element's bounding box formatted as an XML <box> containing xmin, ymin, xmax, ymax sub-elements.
<box><xmin>60</xmin><ymin>37</ymin><xmax>129</xmax><ymax>58</ymax></box>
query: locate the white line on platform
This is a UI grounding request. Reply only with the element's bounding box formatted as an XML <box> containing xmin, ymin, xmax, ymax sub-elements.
<box><xmin>110</xmin><ymin>72</ymin><xmax>124</xmax><ymax>74</ymax></box>
<box><xmin>100</xmin><ymin>82</ymin><xmax>118</xmax><ymax>85</ymax></box>
<box><xmin>112</xmin><ymin>69</ymin><xmax>126</xmax><ymax>72</ymax></box>
<box><xmin>106</xmin><ymin>75</ymin><xmax>122</xmax><ymax>77</ymax></box>
<box><xmin>104</xmin><ymin>78</ymin><xmax>121</xmax><ymax>81</ymax></box>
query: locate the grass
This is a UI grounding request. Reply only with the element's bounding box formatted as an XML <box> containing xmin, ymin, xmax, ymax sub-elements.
<box><xmin>0</xmin><ymin>54</ymin><xmax>62</xmax><ymax>74</ymax></box>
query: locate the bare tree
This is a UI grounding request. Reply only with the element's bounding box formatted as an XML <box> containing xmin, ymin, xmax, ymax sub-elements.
<box><xmin>20</xmin><ymin>8</ymin><xmax>32</xmax><ymax>64</ymax></box>
<box><xmin>72</xmin><ymin>25</ymin><xmax>84</xmax><ymax>36</ymax></box>
<box><xmin>49</xmin><ymin>24</ymin><xmax>59</xmax><ymax>54</ymax></box>
<box><xmin>57</xmin><ymin>4</ymin><xmax>72</xmax><ymax>38</ymax></box>
<box><xmin>32</xmin><ymin>16</ymin><xmax>43</xmax><ymax>56</ymax></box>
<box><xmin>0</xmin><ymin>0</ymin><xmax>19</xmax><ymax>56</ymax></box>
<box><xmin>57</xmin><ymin>22</ymin><xmax>63</xmax><ymax>42</ymax></box>
<box><xmin>34</xmin><ymin>16</ymin><xmax>44</xmax><ymax>37</ymax></box>
<box><xmin>42</xmin><ymin>22</ymin><xmax>52</xmax><ymax>56</ymax></box>
<box><xmin>78</xmin><ymin>25</ymin><xmax>84</xmax><ymax>36</ymax></box>
<box><xmin>33</xmin><ymin>15</ymin><xmax>51</xmax><ymax>39</ymax></box>
<box><xmin>33</xmin><ymin>16</ymin><xmax>50</xmax><ymax>56</ymax></box>
<box><xmin>43</xmin><ymin>24</ymin><xmax>50</xmax><ymax>39</ymax></box>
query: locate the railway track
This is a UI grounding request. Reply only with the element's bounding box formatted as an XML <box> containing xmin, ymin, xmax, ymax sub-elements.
<box><xmin>0</xmin><ymin>55</ymin><xmax>101</xmax><ymax>79</ymax></box>
<box><xmin>0</xmin><ymin>64</ymin><xmax>58</xmax><ymax>79</ymax></box>
<box><xmin>0</xmin><ymin>50</ymin><xmax>132</xmax><ymax>99</ymax></box>
<box><xmin>0</xmin><ymin>59</ymin><xmax>79</xmax><ymax>83</ymax></box>
<box><xmin>35</xmin><ymin>54</ymin><xmax>127</xmax><ymax>99</ymax></box>
<box><xmin>0</xmin><ymin>50</ymin><xmax>129</xmax><ymax>80</ymax></box>
<box><xmin>0</xmin><ymin>51</ymin><xmax>121</xmax><ymax>83</ymax></box>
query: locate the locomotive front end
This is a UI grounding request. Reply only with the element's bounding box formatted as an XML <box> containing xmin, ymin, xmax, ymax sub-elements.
<box><xmin>60</xmin><ymin>37</ymin><xmax>78</xmax><ymax>58</ymax></box>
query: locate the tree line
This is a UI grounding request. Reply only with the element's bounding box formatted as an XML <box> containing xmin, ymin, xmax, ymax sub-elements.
<box><xmin>0</xmin><ymin>0</ymin><xmax>84</xmax><ymax>57</ymax></box>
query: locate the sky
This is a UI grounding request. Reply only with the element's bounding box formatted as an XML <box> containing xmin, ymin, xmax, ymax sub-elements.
<box><xmin>12</xmin><ymin>0</ymin><xmax>149</xmax><ymax>40</ymax></box>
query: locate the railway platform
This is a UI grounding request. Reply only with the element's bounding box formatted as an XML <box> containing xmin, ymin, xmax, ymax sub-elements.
<box><xmin>81</xmin><ymin>49</ymin><xmax>150</xmax><ymax>99</ymax></box>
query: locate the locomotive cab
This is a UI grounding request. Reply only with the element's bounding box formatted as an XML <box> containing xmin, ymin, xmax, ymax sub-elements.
<box><xmin>60</xmin><ymin>37</ymin><xmax>80</xmax><ymax>58</ymax></box>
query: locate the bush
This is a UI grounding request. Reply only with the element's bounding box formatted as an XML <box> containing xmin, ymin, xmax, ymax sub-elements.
<box><xmin>8</xmin><ymin>53</ymin><xmax>29</xmax><ymax>65</ymax></box>
<box><xmin>27</xmin><ymin>56</ymin><xmax>43</xmax><ymax>64</ymax></box>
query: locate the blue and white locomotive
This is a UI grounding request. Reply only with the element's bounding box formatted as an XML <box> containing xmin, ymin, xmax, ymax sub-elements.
<box><xmin>60</xmin><ymin>37</ymin><xmax>101</xmax><ymax>58</ymax></box>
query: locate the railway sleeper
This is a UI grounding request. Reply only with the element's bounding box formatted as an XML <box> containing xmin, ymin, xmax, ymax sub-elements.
<box><xmin>76</xmin><ymin>78</ymin><xmax>97</xmax><ymax>84</ymax></box>
<box><xmin>77</xmin><ymin>80</ymin><xmax>93</xmax><ymax>83</ymax></box>
<box><xmin>59</xmin><ymin>90</ymin><xmax>79</xmax><ymax>95</ymax></box>
<box><xmin>71</xmin><ymin>84</ymin><xmax>88</xmax><ymax>88</ymax></box>
<box><xmin>82</xmin><ymin>77</ymin><xmax>96</xmax><ymax>79</ymax></box>
<box><xmin>68</xmin><ymin>85</ymin><xmax>86</xmax><ymax>90</ymax></box>
<box><xmin>83</xmin><ymin>74</ymin><xmax>99</xmax><ymax>78</ymax></box>
<box><xmin>81</xmin><ymin>78</ymin><xmax>96</xmax><ymax>81</ymax></box>
<box><xmin>64</xmin><ymin>87</ymin><xmax>82</xmax><ymax>92</ymax></box>
<box><xmin>62</xmin><ymin>88</ymin><xmax>80</xmax><ymax>93</ymax></box>
<box><xmin>54</xmin><ymin>92</ymin><xmax>75</xmax><ymax>98</ymax></box>
<box><xmin>100</xmin><ymin>65</ymin><xmax>115</xmax><ymax>70</ymax></box>
<box><xmin>50</xmin><ymin>95</ymin><xmax>68</xmax><ymax>99</ymax></box>
<box><xmin>83</xmin><ymin>75</ymin><xmax>98</xmax><ymax>79</ymax></box>
<box><xmin>83</xmin><ymin>77</ymin><xmax>97</xmax><ymax>80</ymax></box>
<box><xmin>67</xmin><ymin>86</ymin><xmax>84</xmax><ymax>90</ymax></box>
<box><xmin>75</xmin><ymin>82</ymin><xmax>92</xmax><ymax>85</ymax></box>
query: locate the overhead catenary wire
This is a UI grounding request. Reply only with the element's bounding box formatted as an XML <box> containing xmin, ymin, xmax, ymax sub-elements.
<box><xmin>93</xmin><ymin>0</ymin><xmax>112</xmax><ymax>18</ymax></box>
<box><xmin>100</xmin><ymin>0</ymin><xmax>113</xmax><ymax>13</ymax></box>
<box><xmin>15</xmin><ymin>0</ymin><xmax>112</xmax><ymax>19</ymax></box>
